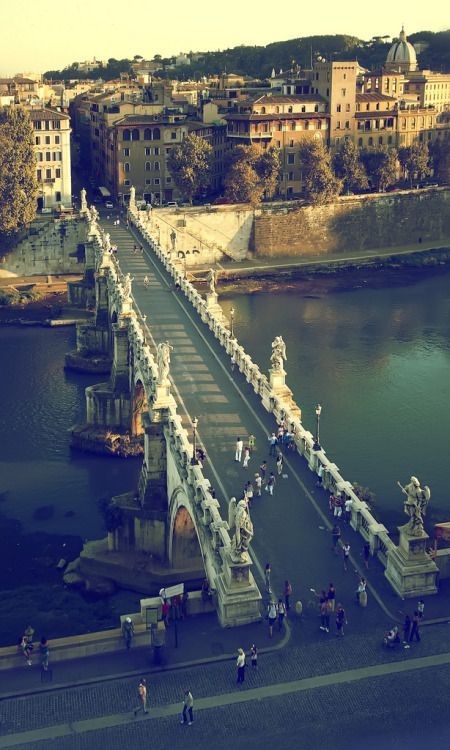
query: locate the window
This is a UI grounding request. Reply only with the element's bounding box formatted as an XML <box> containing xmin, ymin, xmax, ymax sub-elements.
<box><xmin>341</xmin><ymin>88</ymin><xmax>346</xmax><ymax>96</ymax></box>
<box><xmin>337</xmin><ymin>104</ymin><xmax>341</xmax><ymax>112</ymax></box>
<box><xmin>144</xmin><ymin>128</ymin><xmax>152</xmax><ymax>140</ymax></box>
<box><xmin>358</xmin><ymin>137</ymin><xmax>363</xmax><ymax>146</ymax></box>
<box><xmin>46</xmin><ymin>168</ymin><xmax>51</xmax><ymax>178</ymax></box>
<box><xmin>387</xmin><ymin>135</ymin><xmax>393</xmax><ymax>145</ymax></box>
<box><xmin>171</xmin><ymin>131</ymin><xmax>177</xmax><ymax>140</ymax></box>
<box><xmin>145</xmin><ymin>179</ymin><xmax>151</xmax><ymax>185</ymax></box>
<box><xmin>288</xmin><ymin>172</ymin><xmax>294</xmax><ymax>181</ymax></box>
<box><xmin>45</xmin><ymin>136</ymin><xmax>50</xmax><ymax>144</ymax></box>
<box><xmin>288</xmin><ymin>154</ymin><xmax>295</xmax><ymax>164</ymax></box>
<box><xmin>124</xmin><ymin>179</ymin><xmax>131</xmax><ymax>186</ymax></box>
<box><xmin>301</xmin><ymin>106</ymin><xmax>306</xmax><ymax>113</ymax></box>
<box><xmin>154</xmin><ymin>147</ymin><xmax>160</xmax><ymax>155</ymax></box>
<box><xmin>345</xmin><ymin>121</ymin><xmax>350</xmax><ymax>130</ymax></box>
<box><xmin>166</xmin><ymin>176</ymin><xmax>172</xmax><ymax>183</ymax></box>
<box><xmin>123</xmin><ymin>147</ymin><xmax>130</xmax><ymax>156</ymax></box>
<box><xmin>290</xmin><ymin>122</ymin><xmax>296</xmax><ymax>131</ymax></box>
<box><xmin>346</xmin><ymin>103</ymin><xmax>350</xmax><ymax>112</ymax></box>
<box><xmin>314</xmin><ymin>105</ymin><xmax>319</xmax><ymax>112</ymax></box>
<box><xmin>153</xmin><ymin>128</ymin><xmax>161</xmax><ymax>140</ymax></box>
<box><xmin>145</xmin><ymin>162</ymin><xmax>151</xmax><ymax>171</ymax></box>
<box><xmin>275</xmin><ymin>106</ymin><xmax>280</xmax><ymax>113</ymax></box>
<box><xmin>289</xmin><ymin>139</ymin><xmax>294</xmax><ymax>147</ymax></box>
<box><xmin>55</xmin><ymin>135</ymin><xmax>60</xmax><ymax>144</ymax></box>
<box><xmin>145</xmin><ymin>147</ymin><xmax>151</xmax><ymax>156</ymax></box>
<box><xmin>45</xmin><ymin>121</ymin><xmax>50</xmax><ymax>130</ymax></box>
<box><xmin>37</xmin><ymin>152</ymin><xmax>43</xmax><ymax>162</ymax></box>
<box><xmin>288</xmin><ymin>106</ymin><xmax>293</xmax><ymax>113</ymax></box>
<box><xmin>123</xmin><ymin>129</ymin><xmax>130</xmax><ymax>141</ymax></box>
<box><xmin>35</xmin><ymin>136</ymin><xmax>40</xmax><ymax>145</ymax></box>
<box><xmin>34</xmin><ymin>120</ymin><xmax>42</xmax><ymax>130</ymax></box>
<box><xmin>378</xmin><ymin>136</ymin><xmax>383</xmax><ymax>145</ymax></box>
<box><xmin>336</xmin><ymin>121</ymin><xmax>341</xmax><ymax>130</ymax></box>
<box><xmin>305</xmin><ymin>121</ymin><xmax>309</xmax><ymax>130</ymax></box>
<box><xmin>132</xmin><ymin>128</ymin><xmax>140</xmax><ymax>141</ymax></box>
<box><xmin>55</xmin><ymin>191</ymin><xmax>61</xmax><ymax>202</ymax></box>
<box><xmin>261</xmin><ymin>107</ymin><xmax>266</xmax><ymax>114</ymax></box>
<box><xmin>37</xmin><ymin>169</ymin><xmax>42</xmax><ymax>180</ymax></box>
<box><xmin>154</xmin><ymin>178</ymin><xmax>160</xmax><ymax>185</ymax></box>
<box><xmin>52</xmin><ymin>121</ymin><xmax>60</xmax><ymax>129</ymax></box>
<box><xmin>124</xmin><ymin>162</ymin><xmax>130</xmax><ymax>172</ymax></box>
<box><xmin>376</xmin><ymin>103</ymin><xmax>380</xmax><ymax>111</ymax></box>
<box><xmin>154</xmin><ymin>161</ymin><xmax>160</xmax><ymax>171</ymax></box>
<box><xmin>55</xmin><ymin>168</ymin><xmax>61</xmax><ymax>178</ymax></box>
<box><xmin>46</xmin><ymin>152</ymin><xmax>51</xmax><ymax>161</ymax></box>
<box><xmin>318</xmin><ymin>121</ymin><xmax>322</xmax><ymax>130</ymax></box>
<box><xmin>368</xmin><ymin>136</ymin><xmax>373</xmax><ymax>146</ymax></box>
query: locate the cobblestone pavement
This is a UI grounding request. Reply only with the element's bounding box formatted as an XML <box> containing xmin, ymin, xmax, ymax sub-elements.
<box><xmin>3</xmin><ymin>640</ymin><xmax>450</xmax><ymax>749</ymax></box>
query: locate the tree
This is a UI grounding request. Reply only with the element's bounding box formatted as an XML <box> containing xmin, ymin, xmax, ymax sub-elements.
<box><xmin>361</xmin><ymin>146</ymin><xmax>398</xmax><ymax>192</ymax></box>
<box><xmin>333</xmin><ymin>140</ymin><xmax>368</xmax><ymax>194</ymax></box>
<box><xmin>0</xmin><ymin>107</ymin><xmax>38</xmax><ymax>235</ymax></box>
<box><xmin>167</xmin><ymin>133</ymin><xmax>213</xmax><ymax>204</ymax></box>
<box><xmin>399</xmin><ymin>142</ymin><xmax>432</xmax><ymax>187</ymax></box>
<box><xmin>224</xmin><ymin>144</ymin><xmax>280</xmax><ymax>206</ymax></box>
<box><xmin>299</xmin><ymin>139</ymin><xmax>341</xmax><ymax>204</ymax></box>
<box><xmin>429</xmin><ymin>137</ymin><xmax>450</xmax><ymax>184</ymax></box>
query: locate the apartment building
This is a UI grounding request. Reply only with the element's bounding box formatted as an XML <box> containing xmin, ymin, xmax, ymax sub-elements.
<box><xmin>28</xmin><ymin>107</ymin><xmax>71</xmax><ymax>208</ymax></box>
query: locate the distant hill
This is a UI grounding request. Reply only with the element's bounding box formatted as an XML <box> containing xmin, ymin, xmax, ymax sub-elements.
<box><xmin>44</xmin><ymin>30</ymin><xmax>450</xmax><ymax>82</ymax></box>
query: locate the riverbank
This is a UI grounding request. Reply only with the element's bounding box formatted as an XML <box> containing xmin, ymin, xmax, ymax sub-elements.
<box><xmin>0</xmin><ymin>286</ymin><xmax>91</xmax><ymax>326</ymax></box>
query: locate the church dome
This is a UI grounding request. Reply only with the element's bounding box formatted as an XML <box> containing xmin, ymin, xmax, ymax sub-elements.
<box><xmin>386</xmin><ymin>27</ymin><xmax>417</xmax><ymax>72</ymax></box>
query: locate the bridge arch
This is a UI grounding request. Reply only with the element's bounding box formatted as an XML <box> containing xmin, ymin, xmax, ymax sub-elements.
<box><xmin>131</xmin><ymin>378</ymin><xmax>148</xmax><ymax>435</ymax></box>
<box><xmin>168</xmin><ymin>488</ymin><xmax>204</xmax><ymax>572</ymax></box>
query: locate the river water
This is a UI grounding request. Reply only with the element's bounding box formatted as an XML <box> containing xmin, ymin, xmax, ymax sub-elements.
<box><xmin>222</xmin><ymin>270</ymin><xmax>450</xmax><ymax>533</ymax></box>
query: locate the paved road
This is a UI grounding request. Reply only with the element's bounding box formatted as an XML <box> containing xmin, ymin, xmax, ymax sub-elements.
<box><xmin>2</xmin><ymin>624</ymin><xmax>450</xmax><ymax>748</ymax></box>
<box><xmin>98</xmin><ymin>217</ymin><xmax>449</xmax><ymax>624</ymax></box>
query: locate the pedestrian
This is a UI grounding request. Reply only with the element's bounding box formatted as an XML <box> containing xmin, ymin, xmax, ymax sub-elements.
<box><xmin>244</xmin><ymin>481</ymin><xmax>253</xmax><ymax>507</ymax></box>
<box><xmin>267</xmin><ymin>600</ymin><xmax>277</xmax><ymax>638</ymax></box>
<box><xmin>140</xmin><ymin>245</ymin><xmax>144</xmax><ymax>254</ymax></box>
<box><xmin>264</xmin><ymin>562</ymin><xmax>271</xmax><ymax>593</ymax></box>
<box><xmin>24</xmin><ymin>625</ymin><xmax>35</xmax><ymax>645</ymax></box>
<box><xmin>265</xmin><ymin>472</ymin><xmax>275</xmax><ymax>495</ymax></box>
<box><xmin>144</xmin><ymin>275</ymin><xmax>150</xmax><ymax>287</ymax></box>
<box><xmin>344</xmin><ymin>496</ymin><xmax>353</xmax><ymax>524</ymax></box>
<box><xmin>327</xmin><ymin>583</ymin><xmax>336</xmax><ymax>612</ymax></box>
<box><xmin>254</xmin><ymin>473</ymin><xmax>262</xmax><ymax>496</ymax></box>
<box><xmin>162</xmin><ymin>599</ymin><xmax>170</xmax><ymax>626</ymax></box>
<box><xmin>333</xmin><ymin>495</ymin><xmax>343</xmax><ymax>519</ymax></box>
<box><xmin>122</xmin><ymin>617</ymin><xmax>134</xmax><ymax>649</ymax></box>
<box><xmin>248</xmin><ymin>434</ymin><xmax>255</xmax><ymax>453</ymax></box>
<box><xmin>331</xmin><ymin>523</ymin><xmax>341</xmax><ymax>554</ymax></box>
<box><xmin>242</xmin><ymin>446</ymin><xmax>250</xmax><ymax>468</ymax></box>
<box><xmin>259</xmin><ymin>460</ymin><xmax>267</xmax><ymax>482</ymax></box>
<box><xmin>181</xmin><ymin>689</ymin><xmax>194</xmax><ymax>725</ymax></box>
<box><xmin>39</xmin><ymin>637</ymin><xmax>49</xmax><ymax>671</ymax></box>
<box><xmin>319</xmin><ymin>598</ymin><xmax>331</xmax><ymax>633</ymax></box>
<box><xmin>236</xmin><ymin>648</ymin><xmax>246</xmax><ymax>683</ymax></box>
<box><xmin>277</xmin><ymin>598</ymin><xmax>286</xmax><ymax>630</ymax></box>
<box><xmin>284</xmin><ymin>580</ymin><xmax>292</xmax><ymax>613</ymax></box>
<box><xmin>329</xmin><ymin>493</ymin><xmax>336</xmax><ymax>514</ymax></box>
<box><xmin>356</xmin><ymin>576</ymin><xmax>367</xmax><ymax>607</ymax></box>
<box><xmin>250</xmin><ymin>644</ymin><xmax>258</xmax><ymax>668</ymax></box>
<box><xmin>134</xmin><ymin>678</ymin><xmax>149</xmax><ymax>716</ymax></box>
<box><xmin>268</xmin><ymin>432</ymin><xmax>278</xmax><ymax>456</ymax></box>
<box><xmin>363</xmin><ymin>542</ymin><xmax>370</xmax><ymax>570</ymax></box>
<box><xmin>417</xmin><ymin>600</ymin><xmax>425</xmax><ymax>619</ymax></box>
<box><xmin>335</xmin><ymin>604</ymin><xmax>347</xmax><ymax>637</ymax></box>
<box><xmin>409</xmin><ymin>611</ymin><xmax>421</xmax><ymax>642</ymax></box>
<box><xmin>276</xmin><ymin>452</ymin><xmax>283</xmax><ymax>476</ymax></box>
<box><xmin>231</xmin><ymin>355</ymin><xmax>236</xmax><ymax>372</ymax></box>
<box><xmin>19</xmin><ymin>635</ymin><xmax>33</xmax><ymax>666</ymax></box>
<box><xmin>316</xmin><ymin>463</ymin><xmax>324</xmax><ymax>487</ymax></box>
<box><xmin>402</xmin><ymin>614</ymin><xmax>412</xmax><ymax>643</ymax></box>
<box><xmin>342</xmin><ymin>542</ymin><xmax>351</xmax><ymax>571</ymax></box>
<box><xmin>235</xmin><ymin>437</ymin><xmax>243</xmax><ymax>462</ymax></box>
<box><xmin>133</xmin><ymin>244</ymin><xmax>137</xmax><ymax>254</ymax></box>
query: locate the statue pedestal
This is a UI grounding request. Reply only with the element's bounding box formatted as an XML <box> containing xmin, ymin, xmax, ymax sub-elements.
<box><xmin>385</xmin><ymin>524</ymin><xmax>438</xmax><ymax>598</ymax></box>
<box><xmin>204</xmin><ymin>292</ymin><xmax>225</xmax><ymax>323</ymax></box>
<box><xmin>152</xmin><ymin>383</ymin><xmax>176</xmax><ymax>411</ymax></box>
<box><xmin>262</xmin><ymin>368</ymin><xmax>301</xmax><ymax>420</ymax></box>
<box><xmin>215</xmin><ymin>548</ymin><xmax>261</xmax><ymax>626</ymax></box>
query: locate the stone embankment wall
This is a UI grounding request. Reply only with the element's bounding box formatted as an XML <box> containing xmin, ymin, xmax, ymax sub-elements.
<box><xmin>0</xmin><ymin>217</ymin><xmax>86</xmax><ymax>276</ymax></box>
<box><xmin>253</xmin><ymin>188</ymin><xmax>450</xmax><ymax>257</ymax></box>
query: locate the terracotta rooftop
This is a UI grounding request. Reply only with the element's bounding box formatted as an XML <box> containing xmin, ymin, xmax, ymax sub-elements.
<box><xmin>27</xmin><ymin>107</ymin><xmax>69</xmax><ymax>120</ymax></box>
<box><xmin>356</xmin><ymin>93</ymin><xmax>397</xmax><ymax>102</ymax></box>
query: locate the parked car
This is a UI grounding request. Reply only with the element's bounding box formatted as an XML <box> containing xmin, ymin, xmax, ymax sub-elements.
<box><xmin>165</xmin><ymin>201</ymin><xmax>178</xmax><ymax>208</ymax></box>
<box><xmin>104</xmin><ymin>200</ymin><xmax>114</xmax><ymax>209</ymax></box>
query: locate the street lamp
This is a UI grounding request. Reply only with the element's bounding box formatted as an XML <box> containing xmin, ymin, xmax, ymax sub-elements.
<box><xmin>191</xmin><ymin>417</ymin><xmax>199</xmax><ymax>465</ymax></box>
<box><xmin>230</xmin><ymin>307</ymin><xmax>235</xmax><ymax>338</ymax></box>
<box><xmin>313</xmin><ymin>403</ymin><xmax>322</xmax><ymax>451</ymax></box>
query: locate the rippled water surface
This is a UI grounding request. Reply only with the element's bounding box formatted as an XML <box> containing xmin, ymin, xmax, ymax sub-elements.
<box><xmin>222</xmin><ymin>271</ymin><xmax>450</xmax><ymax>532</ymax></box>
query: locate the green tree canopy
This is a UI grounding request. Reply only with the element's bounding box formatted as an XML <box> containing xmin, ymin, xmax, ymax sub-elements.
<box><xmin>0</xmin><ymin>107</ymin><xmax>38</xmax><ymax>235</ymax></box>
<box><xmin>167</xmin><ymin>132</ymin><xmax>213</xmax><ymax>203</ymax></box>
<box><xmin>361</xmin><ymin>146</ymin><xmax>398</xmax><ymax>192</ymax></box>
<box><xmin>299</xmin><ymin>139</ymin><xmax>341</xmax><ymax>204</ymax></box>
<box><xmin>333</xmin><ymin>139</ymin><xmax>368</xmax><ymax>194</ymax></box>
<box><xmin>224</xmin><ymin>144</ymin><xmax>280</xmax><ymax>206</ymax></box>
<box><xmin>399</xmin><ymin>142</ymin><xmax>432</xmax><ymax>187</ymax></box>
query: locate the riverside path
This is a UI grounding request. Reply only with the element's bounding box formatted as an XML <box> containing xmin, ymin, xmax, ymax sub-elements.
<box><xmin>99</xmin><ymin>214</ymin><xmax>438</xmax><ymax>629</ymax></box>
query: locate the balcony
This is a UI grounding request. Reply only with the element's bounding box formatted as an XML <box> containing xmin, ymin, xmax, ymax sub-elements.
<box><xmin>227</xmin><ymin>131</ymin><xmax>273</xmax><ymax>140</ymax></box>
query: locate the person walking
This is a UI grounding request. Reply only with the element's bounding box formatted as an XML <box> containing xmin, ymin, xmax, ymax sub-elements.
<box><xmin>248</xmin><ymin>434</ymin><xmax>256</xmax><ymax>453</ymax></box>
<box><xmin>319</xmin><ymin>598</ymin><xmax>331</xmax><ymax>633</ymax></box>
<box><xmin>19</xmin><ymin>635</ymin><xmax>33</xmax><ymax>666</ymax></box>
<box><xmin>335</xmin><ymin>604</ymin><xmax>347</xmax><ymax>637</ymax></box>
<box><xmin>331</xmin><ymin>523</ymin><xmax>341</xmax><ymax>554</ymax></box>
<box><xmin>181</xmin><ymin>690</ymin><xmax>194</xmax><ymax>725</ymax></box>
<box><xmin>254</xmin><ymin>473</ymin><xmax>262</xmax><ymax>496</ymax></box>
<box><xmin>235</xmin><ymin>437</ymin><xmax>243</xmax><ymax>462</ymax></box>
<box><xmin>24</xmin><ymin>625</ymin><xmax>35</xmax><ymax>645</ymax></box>
<box><xmin>267</xmin><ymin>600</ymin><xmax>277</xmax><ymax>638</ymax></box>
<box><xmin>402</xmin><ymin>614</ymin><xmax>412</xmax><ymax>643</ymax></box>
<box><xmin>342</xmin><ymin>543</ymin><xmax>351</xmax><ymax>571</ymax></box>
<box><xmin>268</xmin><ymin>433</ymin><xmax>278</xmax><ymax>457</ymax></box>
<box><xmin>134</xmin><ymin>678</ymin><xmax>149</xmax><ymax>716</ymax></box>
<box><xmin>417</xmin><ymin>600</ymin><xmax>425</xmax><ymax>619</ymax></box>
<box><xmin>250</xmin><ymin>644</ymin><xmax>258</xmax><ymax>668</ymax></box>
<box><xmin>236</xmin><ymin>648</ymin><xmax>246</xmax><ymax>684</ymax></box>
<box><xmin>327</xmin><ymin>583</ymin><xmax>336</xmax><ymax>612</ymax></box>
<box><xmin>344</xmin><ymin>497</ymin><xmax>353</xmax><ymax>524</ymax></box>
<box><xmin>265</xmin><ymin>472</ymin><xmax>275</xmax><ymax>496</ymax></box>
<box><xmin>276</xmin><ymin>452</ymin><xmax>283</xmax><ymax>476</ymax></box>
<box><xmin>39</xmin><ymin>637</ymin><xmax>49</xmax><ymax>671</ymax></box>
<box><xmin>409</xmin><ymin>611</ymin><xmax>421</xmax><ymax>642</ymax></box>
<box><xmin>144</xmin><ymin>275</ymin><xmax>150</xmax><ymax>287</ymax></box>
<box><xmin>242</xmin><ymin>446</ymin><xmax>251</xmax><ymax>468</ymax></box>
<box><xmin>356</xmin><ymin>576</ymin><xmax>367</xmax><ymax>607</ymax></box>
<box><xmin>277</xmin><ymin>598</ymin><xmax>287</xmax><ymax>630</ymax></box>
<box><xmin>264</xmin><ymin>562</ymin><xmax>272</xmax><ymax>593</ymax></box>
<box><xmin>316</xmin><ymin>463</ymin><xmax>324</xmax><ymax>487</ymax></box>
<box><xmin>284</xmin><ymin>580</ymin><xmax>292</xmax><ymax>613</ymax></box>
<box><xmin>259</xmin><ymin>460</ymin><xmax>267</xmax><ymax>483</ymax></box>
<box><xmin>244</xmin><ymin>481</ymin><xmax>253</xmax><ymax>507</ymax></box>
<box><xmin>122</xmin><ymin>617</ymin><xmax>134</xmax><ymax>649</ymax></box>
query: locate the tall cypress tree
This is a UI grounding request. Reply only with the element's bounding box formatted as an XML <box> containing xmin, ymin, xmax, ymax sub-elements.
<box><xmin>0</xmin><ymin>107</ymin><xmax>38</xmax><ymax>234</ymax></box>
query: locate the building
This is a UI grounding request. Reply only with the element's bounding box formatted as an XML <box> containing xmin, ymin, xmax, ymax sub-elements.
<box><xmin>313</xmin><ymin>61</ymin><xmax>359</xmax><ymax>149</ymax></box>
<box><xmin>225</xmin><ymin>94</ymin><xmax>328</xmax><ymax>196</ymax></box>
<box><xmin>28</xmin><ymin>107</ymin><xmax>72</xmax><ymax>208</ymax></box>
<box><xmin>385</xmin><ymin>27</ymin><xmax>418</xmax><ymax>73</ymax></box>
<box><xmin>355</xmin><ymin>93</ymin><xmax>397</xmax><ymax>149</ymax></box>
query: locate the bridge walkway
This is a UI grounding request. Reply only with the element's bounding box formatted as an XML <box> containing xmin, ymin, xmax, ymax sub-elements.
<box><xmin>102</xmin><ymin>217</ymin><xmax>427</xmax><ymax>630</ymax></box>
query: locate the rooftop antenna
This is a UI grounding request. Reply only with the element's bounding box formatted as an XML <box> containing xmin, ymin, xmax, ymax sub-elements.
<box><xmin>310</xmin><ymin>45</ymin><xmax>313</xmax><ymax>69</ymax></box>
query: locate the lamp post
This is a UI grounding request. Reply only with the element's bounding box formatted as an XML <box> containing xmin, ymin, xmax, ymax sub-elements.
<box><xmin>230</xmin><ymin>306</ymin><xmax>235</xmax><ymax>338</ymax></box>
<box><xmin>191</xmin><ymin>417</ymin><xmax>199</xmax><ymax>465</ymax></box>
<box><xmin>313</xmin><ymin>403</ymin><xmax>322</xmax><ymax>451</ymax></box>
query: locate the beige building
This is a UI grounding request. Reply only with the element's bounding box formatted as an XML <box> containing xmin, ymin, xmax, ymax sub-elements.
<box><xmin>28</xmin><ymin>107</ymin><xmax>72</xmax><ymax>208</ymax></box>
<box><xmin>313</xmin><ymin>61</ymin><xmax>359</xmax><ymax>149</ymax></box>
<box><xmin>355</xmin><ymin>93</ymin><xmax>397</xmax><ymax>149</ymax></box>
